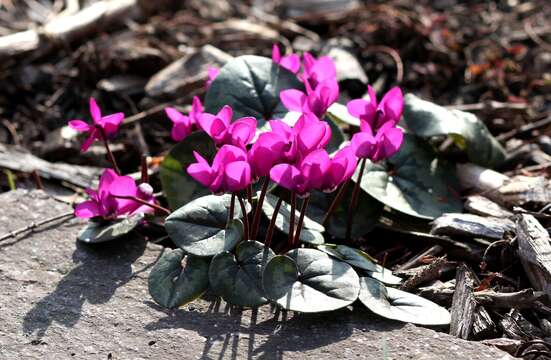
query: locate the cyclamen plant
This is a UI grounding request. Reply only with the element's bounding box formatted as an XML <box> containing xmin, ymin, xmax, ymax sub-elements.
<box><xmin>70</xmin><ymin>44</ymin><xmax>452</xmax><ymax>325</ymax></box>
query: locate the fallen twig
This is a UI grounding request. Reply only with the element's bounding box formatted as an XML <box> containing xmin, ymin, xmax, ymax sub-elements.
<box><xmin>0</xmin><ymin>210</ymin><xmax>74</xmax><ymax>242</ymax></box>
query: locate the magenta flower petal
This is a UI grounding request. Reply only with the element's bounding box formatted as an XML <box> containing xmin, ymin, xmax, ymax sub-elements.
<box><xmin>206</xmin><ymin>66</ymin><xmax>220</xmax><ymax>89</ymax></box>
<box><xmin>296</xmin><ymin>116</ymin><xmax>332</xmax><ymax>156</ymax></box>
<box><xmin>280</xmin><ymin>89</ymin><xmax>307</xmax><ymax>113</ymax></box>
<box><xmin>198</xmin><ymin>113</ymin><xmax>227</xmax><ymax>143</ymax></box>
<box><xmin>80</xmin><ymin>131</ymin><xmax>97</xmax><ymax>152</ymax></box>
<box><xmin>228</xmin><ymin>117</ymin><xmax>257</xmax><ymax>147</ymax></box>
<box><xmin>347</xmin><ymin>98</ymin><xmax>376</xmax><ymax>131</ymax></box>
<box><xmin>300</xmin><ymin>149</ymin><xmax>331</xmax><ymax>191</ymax></box>
<box><xmin>108</xmin><ymin>175</ymin><xmax>140</xmax><ymax>215</ymax></box>
<box><xmin>377</xmin><ymin>125</ymin><xmax>404</xmax><ymax>161</ymax></box>
<box><xmin>272</xmin><ymin>44</ymin><xmax>282</xmax><ymax>63</ymax></box>
<box><xmin>280</xmin><ymin>54</ymin><xmax>301</xmax><ymax>74</ymax></box>
<box><xmin>190</xmin><ymin>96</ymin><xmax>204</xmax><ymax>124</ymax></box>
<box><xmin>351</xmin><ymin>131</ymin><xmax>377</xmax><ymax>159</ymax></box>
<box><xmin>224</xmin><ymin>161</ymin><xmax>251</xmax><ymax>192</ymax></box>
<box><xmin>212</xmin><ymin>145</ymin><xmax>247</xmax><ymax>169</ymax></box>
<box><xmin>217</xmin><ymin>105</ymin><xmax>233</xmax><ymax>127</ymax></box>
<box><xmin>165</xmin><ymin>107</ymin><xmax>192</xmax><ymax>141</ymax></box>
<box><xmin>270</xmin><ymin>163</ymin><xmax>303</xmax><ymax>193</ymax></box>
<box><xmin>74</xmin><ymin>200</ymin><xmax>101</xmax><ymax>218</ymax></box>
<box><xmin>68</xmin><ymin>120</ymin><xmax>91</xmax><ymax>132</ymax></box>
<box><xmin>171</xmin><ymin>122</ymin><xmax>191</xmax><ymax>142</ymax></box>
<box><xmin>379</xmin><ymin>86</ymin><xmax>404</xmax><ymax>125</ymax></box>
<box><xmin>187</xmin><ymin>161</ymin><xmax>215</xmax><ymax>188</ymax></box>
<box><xmin>100</xmin><ymin>112</ymin><xmax>125</xmax><ymax>137</ymax></box>
<box><xmin>89</xmin><ymin>98</ymin><xmax>102</xmax><ymax>123</ymax></box>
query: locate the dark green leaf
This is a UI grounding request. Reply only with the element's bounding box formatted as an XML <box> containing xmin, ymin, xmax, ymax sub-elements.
<box><xmin>165</xmin><ymin>194</ymin><xmax>245</xmax><ymax>256</ymax></box>
<box><xmin>204</xmin><ymin>55</ymin><xmax>304</xmax><ymax>127</ymax></box>
<box><xmin>261</xmin><ymin>193</ymin><xmax>324</xmax><ymax>245</ymax></box>
<box><xmin>356</xmin><ymin>133</ymin><xmax>463</xmax><ymax>219</ymax></box>
<box><xmin>358</xmin><ymin>277</ymin><xmax>451</xmax><ymax>325</ymax></box>
<box><xmin>77</xmin><ymin>213</ymin><xmax>143</xmax><ymax>243</ymax></box>
<box><xmin>317</xmin><ymin>244</ymin><xmax>402</xmax><ymax>285</ymax></box>
<box><xmin>262</xmin><ymin>248</ymin><xmax>360</xmax><ymax>312</ymax></box>
<box><xmin>209</xmin><ymin>240</ymin><xmax>275</xmax><ymax>307</ymax></box>
<box><xmin>148</xmin><ymin>248</ymin><xmax>210</xmax><ymax>309</ymax></box>
<box><xmin>159</xmin><ymin>132</ymin><xmax>216</xmax><ymax>210</ymax></box>
<box><xmin>403</xmin><ymin>94</ymin><xmax>506</xmax><ymax>168</ymax></box>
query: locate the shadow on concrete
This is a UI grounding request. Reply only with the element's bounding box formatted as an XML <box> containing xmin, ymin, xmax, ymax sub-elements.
<box><xmin>22</xmin><ymin>237</ymin><xmax>147</xmax><ymax>338</ymax></box>
<box><xmin>145</xmin><ymin>300</ymin><xmax>404</xmax><ymax>360</ymax></box>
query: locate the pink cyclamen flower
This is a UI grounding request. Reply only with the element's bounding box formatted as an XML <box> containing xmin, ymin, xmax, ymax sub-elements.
<box><xmin>294</xmin><ymin>113</ymin><xmax>332</xmax><ymax>157</ymax></box>
<box><xmin>272</xmin><ymin>44</ymin><xmax>301</xmax><ymax>74</ymax></box>
<box><xmin>187</xmin><ymin>145</ymin><xmax>251</xmax><ymax>193</ymax></box>
<box><xmin>323</xmin><ymin>145</ymin><xmax>358</xmax><ymax>192</ymax></box>
<box><xmin>74</xmin><ymin>169</ymin><xmax>156</xmax><ymax>219</ymax></box>
<box><xmin>206</xmin><ymin>66</ymin><xmax>220</xmax><ymax>89</ymax></box>
<box><xmin>165</xmin><ymin>96</ymin><xmax>203</xmax><ymax>141</ymax></box>
<box><xmin>198</xmin><ymin>105</ymin><xmax>257</xmax><ymax>148</ymax></box>
<box><xmin>270</xmin><ymin>149</ymin><xmax>330</xmax><ymax>196</ymax></box>
<box><xmin>301</xmin><ymin>52</ymin><xmax>337</xmax><ymax>89</ymax></box>
<box><xmin>347</xmin><ymin>86</ymin><xmax>404</xmax><ymax>130</ymax></box>
<box><xmin>68</xmin><ymin>98</ymin><xmax>125</xmax><ymax>152</ymax></box>
<box><xmin>270</xmin><ymin>146</ymin><xmax>358</xmax><ymax>195</ymax></box>
<box><xmin>280</xmin><ymin>79</ymin><xmax>339</xmax><ymax>118</ymax></box>
<box><xmin>248</xmin><ymin>120</ymin><xmax>297</xmax><ymax>179</ymax></box>
<box><xmin>351</xmin><ymin>121</ymin><xmax>404</xmax><ymax>162</ymax></box>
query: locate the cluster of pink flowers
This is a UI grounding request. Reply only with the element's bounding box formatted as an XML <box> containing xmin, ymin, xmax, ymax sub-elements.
<box><xmin>70</xmin><ymin>44</ymin><xmax>405</xmax><ymax>221</ymax></box>
<box><xmin>75</xmin><ymin>169</ymin><xmax>156</xmax><ymax>219</ymax></box>
<box><xmin>173</xmin><ymin>45</ymin><xmax>404</xmax><ymax>198</ymax></box>
<box><xmin>69</xmin><ymin>99</ymin><xmax>160</xmax><ymax>219</ymax></box>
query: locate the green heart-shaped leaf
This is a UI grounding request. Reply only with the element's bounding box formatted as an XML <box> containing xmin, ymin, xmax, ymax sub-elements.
<box><xmin>307</xmin><ymin>187</ymin><xmax>383</xmax><ymax>239</ymax></box>
<box><xmin>159</xmin><ymin>132</ymin><xmax>216</xmax><ymax>210</ymax></box>
<box><xmin>148</xmin><ymin>248</ymin><xmax>210</xmax><ymax>308</ymax></box>
<box><xmin>358</xmin><ymin>277</ymin><xmax>451</xmax><ymax>325</ymax></box>
<box><xmin>204</xmin><ymin>55</ymin><xmax>304</xmax><ymax>127</ymax></box>
<box><xmin>165</xmin><ymin>194</ymin><xmax>245</xmax><ymax>257</ymax></box>
<box><xmin>77</xmin><ymin>213</ymin><xmax>144</xmax><ymax>243</ymax></box>
<box><xmin>262</xmin><ymin>248</ymin><xmax>360</xmax><ymax>312</ymax></box>
<box><xmin>209</xmin><ymin>240</ymin><xmax>275</xmax><ymax>307</ymax></box>
<box><xmin>261</xmin><ymin>193</ymin><xmax>324</xmax><ymax>245</ymax></box>
<box><xmin>356</xmin><ymin>133</ymin><xmax>462</xmax><ymax>219</ymax></box>
<box><xmin>317</xmin><ymin>244</ymin><xmax>402</xmax><ymax>285</ymax></box>
<box><xmin>403</xmin><ymin>94</ymin><xmax>506</xmax><ymax>168</ymax></box>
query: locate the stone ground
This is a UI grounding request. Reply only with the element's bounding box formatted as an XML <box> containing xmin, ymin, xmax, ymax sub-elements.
<box><xmin>0</xmin><ymin>190</ymin><xmax>514</xmax><ymax>360</ymax></box>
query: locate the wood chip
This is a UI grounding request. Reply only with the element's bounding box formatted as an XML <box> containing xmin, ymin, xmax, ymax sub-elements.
<box><xmin>0</xmin><ymin>143</ymin><xmax>101</xmax><ymax>188</ymax></box>
<box><xmin>145</xmin><ymin>45</ymin><xmax>232</xmax><ymax>100</ymax></box>
<box><xmin>464</xmin><ymin>195</ymin><xmax>513</xmax><ymax>218</ymax></box>
<box><xmin>450</xmin><ymin>264</ymin><xmax>495</xmax><ymax>340</ymax></box>
<box><xmin>431</xmin><ymin>213</ymin><xmax>514</xmax><ymax>240</ymax></box>
<box><xmin>516</xmin><ymin>214</ymin><xmax>551</xmax><ymax>299</ymax></box>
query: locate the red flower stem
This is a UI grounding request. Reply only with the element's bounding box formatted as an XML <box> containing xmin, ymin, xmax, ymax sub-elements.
<box><xmin>112</xmin><ymin>195</ymin><xmax>170</xmax><ymax>215</ymax></box>
<box><xmin>322</xmin><ymin>180</ymin><xmax>350</xmax><ymax>226</ymax></box>
<box><xmin>293</xmin><ymin>195</ymin><xmax>310</xmax><ymax>247</ymax></box>
<box><xmin>96</xmin><ymin>125</ymin><xmax>121</xmax><ymax>175</ymax></box>
<box><xmin>236</xmin><ymin>194</ymin><xmax>249</xmax><ymax>241</ymax></box>
<box><xmin>228</xmin><ymin>193</ymin><xmax>236</xmax><ymax>226</ymax></box>
<box><xmin>246</xmin><ymin>184</ymin><xmax>253</xmax><ymax>206</ymax></box>
<box><xmin>265</xmin><ymin>196</ymin><xmax>283</xmax><ymax>248</ymax></box>
<box><xmin>288</xmin><ymin>192</ymin><xmax>296</xmax><ymax>245</ymax></box>
<box><xmin>346</xmin><ymin>158</ymin><xmax>367</xmax><ymax>241</ymax></box>
<box><xmin>140</xmin><ymin>155</ymin><xmax>149</xmax><ymax>184</ymax></box>
<box><xmin>251</xmin><ymin>177</ymin><xmax>270</xmax><ymax>240</ymax></box>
